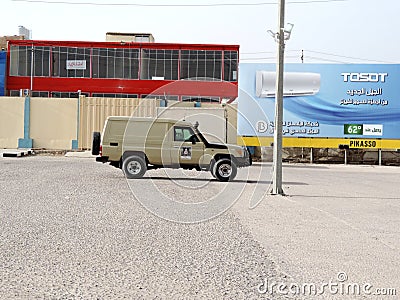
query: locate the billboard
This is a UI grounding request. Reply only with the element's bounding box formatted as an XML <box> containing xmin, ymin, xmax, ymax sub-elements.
<box><xmin>238</xmin><ymin>63</ymin><xmax>400</xmax><ymax>144</ymax></box>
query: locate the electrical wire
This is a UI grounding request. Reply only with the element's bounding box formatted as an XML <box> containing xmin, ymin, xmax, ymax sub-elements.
<box><xmin>241</xmin><ymin>50</ymin><xmax>299</xmax><ymax>55</ymax></box>
<box><xmin>241</xmin><ymin>51</ymin><xmax>276</xmax><ymax>55</ymax></box>
<box><xmin>240</xmin><ymin>57</ymin><xmax>276</xmax><ymax>61</ymax></box>
<box><xmin>241</xmin><ymin>49</ymin><xmax>399</xmax><ymax>63</ymax></box>
<box><xmin>241</xmin><ymin>55</ymin><xmax>299</xmax><ymax>61</ymax></box>
<box><xmin>11</xmin><ymin>0</ymin><xmax>348</xmax><ymax>6</ymax></box>
<box><xmin>305</xmin><ymin>55</ymin><xmax>350</xmax><ymax>63</ymax></box>
<box><xmin>304</xmin><ymin>50</ymin><xmax>397</xmax><ymax>64</ymax></box>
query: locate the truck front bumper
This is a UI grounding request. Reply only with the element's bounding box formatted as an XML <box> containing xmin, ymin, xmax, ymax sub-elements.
<box><xmin>235</xmin><ymin>156</ymin><xmax>252</xmax><ymax>168</ymax></box>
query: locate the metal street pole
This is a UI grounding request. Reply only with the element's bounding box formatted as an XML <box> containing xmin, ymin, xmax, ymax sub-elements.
<box><xmin>271</xmin><ymin>0</ymin><xmax>286</xmax><ymax>195</ymax></box>
<box><xmin>30</xmin><ymin>44</ymin><xmax>34</xmax><ymax>92</ymax></box>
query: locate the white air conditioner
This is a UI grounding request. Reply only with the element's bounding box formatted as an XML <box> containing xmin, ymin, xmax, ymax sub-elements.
<box><xmin>256</xmin><ymin>71</ymin><xmax>321</xmax><ymax>97</ymax></box>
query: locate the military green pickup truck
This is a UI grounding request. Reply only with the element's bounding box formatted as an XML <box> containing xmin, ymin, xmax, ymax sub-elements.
<box><xmin>92</xmin><ymin>116</ymin><xmax>251</xmax><ymax>181</ymax></box>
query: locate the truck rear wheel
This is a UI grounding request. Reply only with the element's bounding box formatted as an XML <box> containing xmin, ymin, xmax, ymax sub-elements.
<box><xmin>212</xmin><ymin>158</ymin><xmax>237</xmax><ymax>182</ymax></box>
<box><xmin>122</xmin><ymin>155</ymin><xmax>147</xmax><ymax>179</ymax></box>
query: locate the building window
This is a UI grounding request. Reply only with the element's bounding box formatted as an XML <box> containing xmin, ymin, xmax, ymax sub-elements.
<box><xmin>140</xmin><ymin>49</ymin><xmax>179</xmax><ymax>80</ymax></box>
<box><xmin>9</xmin><ymin>46</ymin><xmax>27</xmax><ymax>76</ymax></box>
<box><xmin>52</xmin><ymin>47</ymin><xmax>90</xmax><ymax>78</ymax></box>
<box><xmin>92</xmin><ymin>48</ymin><xmax>139</xmax><ymax>79</ymax></box>
<box><xmin>9</xmin><ymin>45</ymin><xmax>50</xmax><ymax>77</ymax></box>
<box><xmin>51</xmin><ymin>91</ymin><xmax>89</xmax><ymax>98</ymax></box>
<box><xmin>34</xmin><ymin>47</ymin><xmax>50</xmax><ymax>77</ymax></box>
<box><xmin>224</xmin><ymin>51</ymin><xmax>238</xmax><ymax>82</ymax></box>
<box><xmin>91</xmin><ymin>93</ymin><xmax>138</xmax><ymax>98</ymax></box>
<box><xmin>9</xmin><ymin>90</ymin><xmax>20</xmax><ymax>96</ymax></box>
<box><xmin>182</xmin><ymin>96</ymin><xmax>220</xmax><ymax>103</ymax></box>
<box><xmin>180</xmin><ymin>50</ymin><xmax>222</xmax><ymax>81</ymax></box>
<box><xmin>31</xmin><ymin>91</ymin><xmax>49</xmax><ymax>97</ymax></box>
<box><xmin>143</xmin><ymin>94</ymin><xmax>179</xmax><ymax>101</ymax></box>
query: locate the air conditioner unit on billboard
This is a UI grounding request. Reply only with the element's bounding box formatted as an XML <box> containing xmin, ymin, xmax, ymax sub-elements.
<box><xmin>256</xmin><ymin>71</ymin><xmax>321</xmax><ymax>97</ymax></box>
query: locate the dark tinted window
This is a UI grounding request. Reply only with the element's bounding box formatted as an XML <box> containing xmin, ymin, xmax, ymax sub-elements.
<box><xmin>180</xmin><ymin>50</ymin><xmax>222</xmax><ymax>81</ymax></box>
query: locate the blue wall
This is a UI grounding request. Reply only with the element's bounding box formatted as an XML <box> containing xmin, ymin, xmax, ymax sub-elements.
<box><xmin>0</xmin><ymin>51</ymin><xmax>5</xmax><ymax>96</ymax></box>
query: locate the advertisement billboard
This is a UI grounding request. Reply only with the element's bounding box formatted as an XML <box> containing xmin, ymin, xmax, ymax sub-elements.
<box><xmin>238</xmin><ymin>63</ymin><xmax>400</xmax><ymax>148</ymax></box>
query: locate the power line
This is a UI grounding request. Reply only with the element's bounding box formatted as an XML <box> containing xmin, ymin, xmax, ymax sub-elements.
<box><xmin>240</xmin><ymin>57</ymin><xmax>276</xmax><ymax>60</ymax></box>
<box><xmin>241</xmin><ymin>49</ymin><xmax>399</xmax><ymax>63</ymax></box>
<box><xmin>241</xmin><ymin>51</ymin><xmax>276</xmax><ymax>55</ymax></box>
<box><xmin>241</xmin><ymin>50</ymin><xmax>299</xmax><ymax>55</ymax></box>
<box><xmin>306</xmin><ymin>56</ymin><xmax>349</xmax><ymax>63</ymax></box>
<box><xmin>11</xmin><ymin>0</ymin><xmax>348</xmax><ymax>6</ymax></box>
<box><xmin>241</xmin><ymin>55</ymin><xmax>299</xmax><ymax>61</ymax></box>
<box><xmin>304</xmin><ymin>50</ymin><xmax>397</xmax><ymax>64</ymax></box>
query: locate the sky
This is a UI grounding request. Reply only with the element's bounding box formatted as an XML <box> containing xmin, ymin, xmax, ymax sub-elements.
<box><xmin>1</xmin><ymin>0</ymin><xmax>399</xmax><ymax>64</ymax></box>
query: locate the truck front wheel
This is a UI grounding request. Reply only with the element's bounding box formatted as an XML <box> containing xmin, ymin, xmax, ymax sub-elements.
<box><xmin>212</xmin><ymin>158</ymin><xmax>237</xmax><ymax>182</ymax></box>
<box><xmin>122</xmin><ymin>155</ymin><xmax>147</xmax><ymax>179</ymax></box>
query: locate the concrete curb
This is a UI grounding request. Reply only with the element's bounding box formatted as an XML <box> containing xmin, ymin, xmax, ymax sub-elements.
<box><xmin>64</xmin><ymin>150</ymin><xmax>96</xmax><ymax>158</ymax></box>
<box><xmin>0</xmin><ymin>149</ymin><xmax>33</xmax><ymax>158</ymax></box>
<box><xmin>0</xmin><ymin>149</ymin><xmax>97</xmax><ymax>158</ymax></box>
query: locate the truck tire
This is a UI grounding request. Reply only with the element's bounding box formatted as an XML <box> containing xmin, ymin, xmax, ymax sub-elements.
<box><xmin>92</xmin><ymin>132</ymin><xmax>101</xmax><ymax>155</ymax></box>
<box><xmin>122</xmin><ymin>155</ymin><xmax>147</xmax><ymax>179</ymax></box>
<box><xmin>212</xmin><ymin>158</ymin><xmax>237</xmax><ymax>182</ymax></box>
<box><xmin>209</xmin><ymin>159</ymin><xmax>217</xmax><ymax>178</ymax></box>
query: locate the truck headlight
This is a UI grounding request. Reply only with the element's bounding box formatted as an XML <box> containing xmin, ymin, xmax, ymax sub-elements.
<box><xmin>236</xmin><ymin>149</ymin><xmax>243</xmax><ymax>157</ymax></box>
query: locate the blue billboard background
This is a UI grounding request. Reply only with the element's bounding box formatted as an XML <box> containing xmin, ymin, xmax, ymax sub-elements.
<box><xmin>238</xmin><ymin>63</ymin><xmax>400</xmax><ymax>139</ymax></box>
<box><xmin>0</xmin><ymin>51</ymin><xmax>5</xmax><ymax>96</ymax></box>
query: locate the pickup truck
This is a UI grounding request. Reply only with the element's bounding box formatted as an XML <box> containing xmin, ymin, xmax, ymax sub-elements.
<box><xmin>92</xmin><ymin>116</ymin><xmax>251</xmax><ymax>181</ymax></box>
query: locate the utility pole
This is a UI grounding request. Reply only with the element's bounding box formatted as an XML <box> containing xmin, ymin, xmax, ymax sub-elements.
<box><xmin>271</xmin><ymin>0</ymin><xmax>286</xmax><ymax>195</ymax></box>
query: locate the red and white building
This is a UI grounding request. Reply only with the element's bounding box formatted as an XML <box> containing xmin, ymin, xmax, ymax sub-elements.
<box><xmin>6</xmin><ymin>37</ymin><xmax>239</xmax><ymax>103</ymax></box>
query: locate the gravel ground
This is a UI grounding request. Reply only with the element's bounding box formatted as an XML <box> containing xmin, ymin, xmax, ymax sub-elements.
<box><xmin>234</xmin><ymin>163</ymin><xmax>400</xmax><ymax>299</ymax></box>
<box><xmin>0</xmin><ymin>156</ymin><xmax>293</xmax><ymax>300</ymax></box>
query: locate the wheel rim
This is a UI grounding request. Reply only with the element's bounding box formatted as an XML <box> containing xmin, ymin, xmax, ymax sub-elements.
<box><xmin>127</xmin><ymin>161</ymin><xmax>141</xmax><ymax>175</ymax></box>
<box><xmin>218</xmin><ymin>163</ymin><xmax>232</xmax><ymax>177</ymax></box>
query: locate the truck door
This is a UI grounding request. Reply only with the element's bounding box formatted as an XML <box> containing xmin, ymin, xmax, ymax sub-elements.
<box><xmin>171</xmin><ymin>126</ymin><xmax>204</xmax><ymax>167</ymax></box>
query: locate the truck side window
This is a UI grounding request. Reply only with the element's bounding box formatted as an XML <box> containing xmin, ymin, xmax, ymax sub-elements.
<box><xmin>174</xmin><ymin>127</ymin><xmax>196</xmax><ymax>142</ymax></box>
<box><xmin>174</xmin><ymin>128</ymin><xmax>184</xmax><ymax>141</ymax></box>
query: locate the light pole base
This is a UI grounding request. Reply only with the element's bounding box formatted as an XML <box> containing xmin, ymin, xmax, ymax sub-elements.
<box><xmin>269</xmin><ymin>186</ymin><xmax>285</xmax><ymax>195</ymax></box>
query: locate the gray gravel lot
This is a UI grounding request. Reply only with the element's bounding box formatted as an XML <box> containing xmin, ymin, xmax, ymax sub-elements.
<box><xmin>0</xmin><ymin>156</ymin><xmax>293</xmax><ymax>300</ymax></box>
<box><xmin>234</xmin><ymin>163</ymin><xmax>400</xmax><ymax>299</ymax></box>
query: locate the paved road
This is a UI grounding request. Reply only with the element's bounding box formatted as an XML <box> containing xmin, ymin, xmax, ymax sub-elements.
<box><xmin>0</xmin><ymin>156</ymin><xmax>291</xmax><ymax>300</ymax></box>
<box><xmin>234</xmin><ymin>163</ymin><xmax>400</xmax><ymax>299</ymax></box>
<box><xmin>0</xmin><ymin>156</ymin><xmax>399</xmax><ymax>299</ymax></box>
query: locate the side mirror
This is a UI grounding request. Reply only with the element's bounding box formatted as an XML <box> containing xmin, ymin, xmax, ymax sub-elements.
<box><xmin>190</xmin><ymin>135</ymin><xmax>197</xmax><ymax>145</ymax></box>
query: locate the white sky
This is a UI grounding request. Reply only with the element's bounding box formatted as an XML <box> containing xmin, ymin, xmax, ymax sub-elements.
<box><xmin>1</xmin><ymin>0</ymin><xmax>399</xmax><ymax>63</ymax></box>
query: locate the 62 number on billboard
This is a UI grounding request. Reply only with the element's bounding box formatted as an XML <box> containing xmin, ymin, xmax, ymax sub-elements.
<box><xmin>344</xmin><ymin>124</ymin><xmax>363</xmax><ymax>135</ymax></box>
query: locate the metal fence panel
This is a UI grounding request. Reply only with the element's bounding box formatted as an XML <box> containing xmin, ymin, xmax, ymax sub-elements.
<box><xmin>78</xmin><ymin>97</ymin><xmax>159</xmax><ymax>149</ymax></box>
